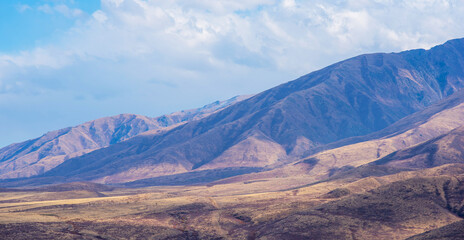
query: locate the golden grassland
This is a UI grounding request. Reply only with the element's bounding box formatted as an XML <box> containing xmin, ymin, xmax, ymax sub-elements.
<box><xmin>1</xmin><ymin>163</ymin><xmax>464</xmax><ymax>240</ymax></box>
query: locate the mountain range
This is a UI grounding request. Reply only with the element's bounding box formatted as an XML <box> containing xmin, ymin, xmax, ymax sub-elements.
<box><xmin>1</xmin><ymin>37</ymin><xmax>461</xmax><ymax>186</ymax></box>
<box><xmin>0</xmin><ymin>95</ymin><xmax>250</xmax><ymax>180</ymax></box>
<box><xmin>1</xmin><ymin>38</ymin><xmax>464</xmax><ymax>186</ymax></box>
<box><xmin>2</xmin><ymin>38</ymin><xmax>464</xmax><ymax>240</ymax></box>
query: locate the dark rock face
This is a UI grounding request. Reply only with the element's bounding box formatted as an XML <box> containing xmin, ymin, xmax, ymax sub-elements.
<box><xmin>35</xmin><ymin>38</ymin><xmax>464</xmax><ymax>184</ymax></box>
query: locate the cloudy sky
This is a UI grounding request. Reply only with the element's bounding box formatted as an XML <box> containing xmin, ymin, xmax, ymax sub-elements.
<box><xmin>1</xmin><ymin>0</ymin><xmax>464</xmax><ymax>147</ymax></box>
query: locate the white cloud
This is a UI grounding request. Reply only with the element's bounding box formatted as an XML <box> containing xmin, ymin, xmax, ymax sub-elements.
<box><xmin>16</xmin><ymin>4</ymin><xmax>32</xmax><ymax>13</ymax></box>
<box><xmin>38</xmin><ymin>3</ymin><xmax>83</xmax><ymax>18</ymax></box>
<box><xmin>37</xmin><ymin>4</ymin><xmax>53</xmax><ymax>14</ymax></box>
<box><xmin>3</xmin><ymin>0</ymin><xmax>464</xmax><ymax>85</ymax></box>
<box><xmin>1</xmin><ymin>48</ymin><xmax>70</xmax><ymax>68</ymax></box>
<box><xmin>282</xmin><ymin>0</ymin><xmax>296</xmax><ymax>8</ymax></box>
<box><xmin>1</xmin><ymin>0</ymin><xmax>464</xmax><ymax>146</ymax></box>
<box><xmin>54</xmin><ymin>4</ymin><xmax>84</xmax><ymax>18</ymax></box>
<box><xmin>92</xmin><ymin>10</ymin><xmax>108</xmax><ymax>23</ymax></box>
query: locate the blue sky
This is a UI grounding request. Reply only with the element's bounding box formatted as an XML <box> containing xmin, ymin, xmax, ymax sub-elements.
<box><xmin>1</xmin><ymin>0</ymin><xmax>464</xmax><ymax>147</ymax></box>
<box><xmin>0</xmin><ymin>1</ymin><xmax>100</xmax><ymax>52</ymax></box>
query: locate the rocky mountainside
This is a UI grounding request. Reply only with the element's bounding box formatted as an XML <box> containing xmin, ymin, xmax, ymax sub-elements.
<box><xmin>194</xmin><ymin>89</ymin><xmax>464</xmax><ymax>188</ymax></box>
<box><xmin>310</xmin><ymin>124</ymin><xmax>464</xmax><ymax>187</ymax></box>
<box><xmin>314</xmin><ymin>114</ymin><xmax>464</xmax><ymax>182</ymax></box>
<box><xmin>290</xmin><ymin>90</ymin><xmax>464</xmax><ymax>180</ymax></box>
<box><xmin>0</xmin><ymin>95</ymin><xmax>249</xmax><ymax>179</ymax></box>
<box><xmin>35</xmin><ymin>38</ymin><xmax>464</xmax><ymax>184</ymax></box>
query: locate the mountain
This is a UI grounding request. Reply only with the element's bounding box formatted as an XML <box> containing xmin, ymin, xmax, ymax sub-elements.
<box><xmin>373</xmin><ymin>125</ymin><xmax>464</xmax><ymax>169</ymax></box>
<box><xmin>0</xmin><ymin>114</ymin><xmax>157</xmax><ymax>179</ymax></box>
<box><xmin>304</xmin><ymin>119</ymin><xmax>464</xmax><ymax>188</ymax></box>
<box><xmin>0</xmin><ymin>95</ymin><xmax>249</xmax><ymax>179</ymax></box>
<box><xmin>4</xmin><ymin>39</ymin><xmax>464</xmax><ymax>239</ymax></box>
<box><xmin>154</xmin><ymin>95</ymin><xmax>252</xmax><ymax>126</ymax></box>
<box><xmin>190</xmin><ymin>89</ymin><xmax>464</xmax><ymax>188</ymax></box>
<box><xmin>33</xmin><ymin>38</ymin><xmax>464</xmax><ymax>184</ymax></box>
<box><xmin>282</xmin><ymin>89</ymin><xmax>464</xmax><ymax>182</ymax></box>
<box><xmin>317</xmin><ymin>117</ymin><xmax>464</xmax><ymax>181</ymax></box>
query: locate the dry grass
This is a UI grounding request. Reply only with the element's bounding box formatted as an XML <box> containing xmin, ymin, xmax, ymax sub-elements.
<box><xmin>2</xmin><ymin>163</ymin><xmax>464</xmax><ymax>239</ymax></box>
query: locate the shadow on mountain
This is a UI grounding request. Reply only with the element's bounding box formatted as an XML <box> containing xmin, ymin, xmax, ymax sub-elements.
<box><xmin>123</xmin><ymin>167</ymin><xmax>262</xmax><ymax>187</ymax></box>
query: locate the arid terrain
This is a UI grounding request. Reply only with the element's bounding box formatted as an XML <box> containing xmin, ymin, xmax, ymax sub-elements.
<box><xmin>2</xmin><ymin>39</ymin><xmax>464</xmax><ymax>239</ymax></box>
<box><xmin>2</xmin><ymin>118</ymin><xmax>464</xmax><ymax>239</ymax></box>
<box><xmin>1</xmin><ymin>163</ymin><xmax>464</xmax><ymax>239</ymax></box>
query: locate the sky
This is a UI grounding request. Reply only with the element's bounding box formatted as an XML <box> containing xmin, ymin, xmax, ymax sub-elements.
<box><xmin>1</xmin><ymin>0</ymin><xmax>464</xmax><ymax>147</ymax></box>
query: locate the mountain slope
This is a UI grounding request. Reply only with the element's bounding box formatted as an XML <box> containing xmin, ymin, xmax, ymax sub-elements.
<box><xmin>0</xmin><ymin>114</ymin><xmax>157</xmax><ymax>179</ymax></box>
<box><xmin>373</xmin><ymin>125</ymin><xmax>464</xmax><ymax>169</ymax></box>
<box><xmin>199</xmin><ymin>92</ymin><xmax>464</xmax><ymax>188</ymax></box>
<box><xmin>39</xmin><ymin>38</ymin><xmax>464</xmax><ymax>184</ymax></box>
<box><xmin>315</xmin><ymin>124</ymin><xmax>464</xmax><ymax>186</ymax></box>
<box><xmin>408</xmin><ymin>220</ymin><xmax>464</xmax><ymax>240</ymax></box>
<box><xmin>0</xmin><ymin>95</ymin><xmax>249</xmax><ymax>179</ymax></box>
<box><xmin>285</xmin><ymin>90</ymin><xmax>464</xmax><ymax>182</ymax></box>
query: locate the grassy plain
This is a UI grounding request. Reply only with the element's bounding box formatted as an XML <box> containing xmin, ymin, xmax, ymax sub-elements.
<box><xmin>1</xmin><ymin>164</ymin><xmax>464</xmax><ymax>239</ymax></box>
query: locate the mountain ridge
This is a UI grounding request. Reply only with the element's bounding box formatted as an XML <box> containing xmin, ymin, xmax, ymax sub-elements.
<box><xmin>3</xmin><ymin>38</ymin><xmax>464</xmax><ymax>240</ymax></box>
<box><xmin>0</xmin><ymin>95</ymin><xmax>250</xmax><ymax>179</ymax></box>
<box><xmin>35</xmin><ymin>38</ymin><xmax>464</xmax><ymax>184</ymax></box>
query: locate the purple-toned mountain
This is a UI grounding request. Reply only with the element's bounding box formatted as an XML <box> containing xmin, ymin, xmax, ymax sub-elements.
<box><xmin>38</xmin><ymin>38</ymin><xmax>464</xmax><ymax>184</ymax></box>
<box><xmin>0</xmin><ymin>95</ymin><xmax>249</xmax><ymax>179</ymax></box>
